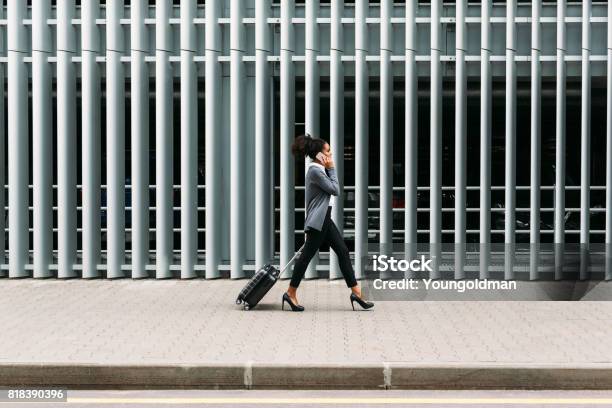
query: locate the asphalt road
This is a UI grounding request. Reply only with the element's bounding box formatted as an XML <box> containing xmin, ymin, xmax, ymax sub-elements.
<box><xmin>5</xmin><ymin>390</ymin><xmax>612</xmax><ymax>408</ymax></box>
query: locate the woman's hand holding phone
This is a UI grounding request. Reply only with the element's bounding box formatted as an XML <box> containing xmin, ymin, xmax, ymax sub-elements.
<box><xmin>316</xmin><ymin>152</ymin><xmax>334</xmax><ymax>169</ymax></box>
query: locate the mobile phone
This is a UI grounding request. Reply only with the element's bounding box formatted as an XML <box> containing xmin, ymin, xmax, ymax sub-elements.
<box><xmin>316</xmin><ymin>152</ymin><xmax>326</xmax><ymax>163</ymax></box>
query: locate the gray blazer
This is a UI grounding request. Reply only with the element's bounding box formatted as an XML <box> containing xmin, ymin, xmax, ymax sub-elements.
<box><xmin>304</xmin><ymin>165</ymin><xmax>340</xmax><ymax>232</ymax></box>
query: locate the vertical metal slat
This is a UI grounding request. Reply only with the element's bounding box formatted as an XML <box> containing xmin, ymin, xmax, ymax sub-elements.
<box><xmin>329</xmin><ymin>0</ymin><xmax>344</xmax><ymax>280</ymax></box>
<box><xmin>580</xmin><ymin>0</ymin><xmax>592</xmax><ymax>278</ymax></box>
<box><xmin>230</xmin><ymin>0</ymin><xmax>246</xmax><ymax>279</ymax></box>
<box><xmin>81</xmin><ymin>0</ymin><xmax>102</xmax><ymax>279</ymax></box>
<box><xmin>530</xmin><ymin>0</ymin><xmax>542</xmax><ymax>280</ymax></box>
<box><xmin>505</xmin><ymin>0</ymin><xmax>517</xmax><ymax>280</ymax></box>
<box><xmin>106</xmin><ymin>0</ymin><xmax>126</xmax><ymax>278</ymax></box>
<box><xmin>32</xmin><ymin>0</ymin><xmax>53</xmax><ymax>278</ymax></box>
<box><xmin>57</xmin><ymin>0</ymin><xmax>78</xmax><ymax>278</ymax></box>
<box><xmin>430</xmin><ymin>0</ymin><xmax>442</xmax><ymax>279</ymax></box>
<box><xmin>555</xmin><ymin>0</ymin><xmax>567</xmax><ymax>279</ymax></box>
<box><xmin>156</xmin><ymin>0</ymin><xmax>174</xmax><ymax>279</ymax></box>
<box><xmin>354</xmin><ymin>0</ymin><xmax>369</xmax><ymax>280</ymax></box>
<box><xmin>455</xmin><ymin>0</ymin><xmax>467</xmax><ymax>280</ymax></box>
<box><xmin>405</xmin><ymin>0</ymin><xmax>418</xmax><ymax>264</ymax></box>
<box><xmin>255</xmin><ymin>0</ymin><xmax>273</xmax><ymax>270</ymax></box>
<box><xmin>131</xmin><ymin>0</ymin><xmax>150</xmax><ymax>279</ymax></box>
<box><xmin>205</xmin><ymin>0</ymin><xmax>222</xmax><ymax>278</ymax></box>
<box><xmin>480</xmin><ymin>0</ymin><xmax>492</xmax><ymax>279</ymax></box>
<box><xmin>305</xmin><ymin>0</ymin><xmax>320</xmax><ymax>279</ymax></box>
<box><xmin>8</xmin><ymin>0</ymin><xmax>29</xmax><ymax>278</ymax></box>
<box><xmin>280</xmin><ymin>0</ymin><xmax>296</xmax><ymax>278</ymax></box>
<box><xmin>180</xmin><ymin>0</ymin><xmax>197</xmax><ymax>279</ymax></box>
<box><xmin>606</xmin><ymin>0</ymin><xmax>612</xmax><ymax>280</ymax></box>
<box><xmin>0</xmin><ymin>2</ymin><xmax>6</xmax><ymax>277</ymax></box>
<box><xmin>380</xmin><ymin>0</ymin><xmax>393</xmax><ymax>279</ymax></box>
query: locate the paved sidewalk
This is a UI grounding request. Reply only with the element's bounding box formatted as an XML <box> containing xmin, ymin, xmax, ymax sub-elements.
<box><xmin>1</xmin><ymin>279</ymin><xmax>612</xmax><ymax>389</ymax></box>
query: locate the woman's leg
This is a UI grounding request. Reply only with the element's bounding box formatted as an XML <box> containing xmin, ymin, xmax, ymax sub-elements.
<box><xmin>289</xmin><ymin>228</ymin><xmax>326</xmax><ymax>289</ymax></box>
<box><xmin>326</xmin><ymin>221</ymin><xmax>358</xmax><ymax>289</ymax></box>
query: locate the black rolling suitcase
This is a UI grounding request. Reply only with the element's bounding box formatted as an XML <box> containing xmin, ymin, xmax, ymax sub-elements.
<box><xmin>235</xmin><ymin>245</ymin><xmax>304</xmax><ymax>311</ymax></box>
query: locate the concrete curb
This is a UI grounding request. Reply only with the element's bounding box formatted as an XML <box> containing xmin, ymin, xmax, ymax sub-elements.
<box><xmin>2</xmin><ymin>362</ymin><xmax>612</xmax><ymax>390</ymax></box>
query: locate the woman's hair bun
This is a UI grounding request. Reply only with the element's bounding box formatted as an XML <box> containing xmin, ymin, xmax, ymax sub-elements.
<box><xmin>291</xmin><ymin>134</ymin><xmax>307</xmax><ymax>157</ymax></box>
<box><xmin>291</xmin><ymin>133</ymin><xmax>328</xmax><ymax>160</ymax></box>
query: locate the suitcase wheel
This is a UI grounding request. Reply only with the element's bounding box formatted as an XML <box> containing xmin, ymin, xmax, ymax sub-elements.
<box><xmin>235</xmin><ymin>298</ymin><xmax>243</xmax><ymax>305</ymax></box>
<box><xmin>243</xmin><ymin>304</ymin><xmax>250</xmax><ymax>311</ymax></box>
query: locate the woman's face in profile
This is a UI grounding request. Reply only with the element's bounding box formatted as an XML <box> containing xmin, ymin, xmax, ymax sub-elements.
<box><xmin>322</xmin><ymin>143</ymin><xmax>332</xmax><ymax>159</ymax></box>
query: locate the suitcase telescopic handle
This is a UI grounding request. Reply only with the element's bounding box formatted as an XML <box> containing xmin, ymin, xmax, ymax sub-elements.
<box><xmin>279</xmin><ymin>244</ymin><xmax>306</xmax><ymax>275</ymax></box>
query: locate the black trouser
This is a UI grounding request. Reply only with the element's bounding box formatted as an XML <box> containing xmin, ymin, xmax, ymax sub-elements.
<box><xmin>290</xmin><ymin>207</ymin><xmax>358</xmax><ymax>289</ymax></box>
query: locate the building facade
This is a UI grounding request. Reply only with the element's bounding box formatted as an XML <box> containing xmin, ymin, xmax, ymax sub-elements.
<box><xmin>0</xmin><ymin>1</ymin><xmax>610</xmax><ymax>280</ymax></box>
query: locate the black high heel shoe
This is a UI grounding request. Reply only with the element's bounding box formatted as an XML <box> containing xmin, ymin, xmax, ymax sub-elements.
<box><xmin>282</xmin><ymin>292</ymin><xmax>305</xmax><ymax>312</ymax></box>
<box><xmin>350</xmin><ymin>293</ymin><xmax>374</xmax><ymax>310</ymax></box>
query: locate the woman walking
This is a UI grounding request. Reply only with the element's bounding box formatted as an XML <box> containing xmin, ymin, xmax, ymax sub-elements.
<box><xmin>283</xmin><ymin>134</ymin><xmax>374</xmax><ymax>312</ymax></box>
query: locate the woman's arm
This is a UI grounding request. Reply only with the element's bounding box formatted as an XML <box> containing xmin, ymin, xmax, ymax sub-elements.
<box><xmin>310</xmin><ymin>167</ymin><xmax>340</xmax><ymax>196</ymax></box>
